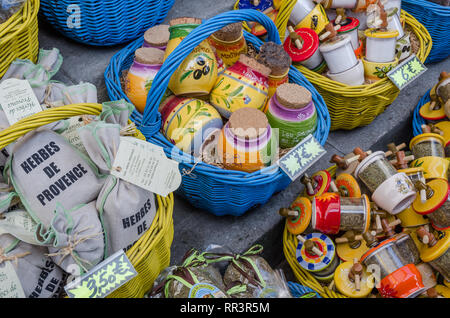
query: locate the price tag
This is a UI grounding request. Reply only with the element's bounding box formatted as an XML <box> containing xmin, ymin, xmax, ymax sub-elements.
<box><xmin>65</xmin><ymin>249</ymin><xmax>137</xmax><ymax>298</ymax></box>
<box><xmin>0</xmin><ymin>79</ymin><xmax>42</xmax><ymax>125</ymax></box>
<box><xmin>277</xmin><ymin>134</ymin><xmax>326</xmax><ymax>181</ymax></box>
<box><xmin>110</xmin><ymin>137</ymin><xmax>182</xmax><ymax>197</ymax></box>
<box><xmin>387</xmin><ymin>54</ymin><xmax>427</xmax><ymax>90</ymax></box>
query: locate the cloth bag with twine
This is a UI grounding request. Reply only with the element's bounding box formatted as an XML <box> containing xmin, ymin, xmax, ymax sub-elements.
<box><xmin>78</xmin><ymin>101</ymin><xmax>157</xmax><ymax>257</ymax></box>
<box><xmin>42</xmin><ymin>82</ymin><xmax>98</xmax><ymax>109</ymax></box>
<box><xmin>3</xmin><ymin>128</ymin><xmax>106</xmax><ymax>239</ymax></box>
<box><xmin>46</xmin><ymin>202</ymin><xmax>105</xmax><ymax>275</ymax></box>
<box><xmin>0</xmin><ymin>233</ymin><xmax>67</xmax><ymax>298</ymax></box>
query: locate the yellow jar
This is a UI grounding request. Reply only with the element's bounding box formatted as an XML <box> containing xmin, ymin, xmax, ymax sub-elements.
<box><xmin>165</xmin><ymin>23</ymin><xmax>218</xmax><ymax>97</ymax></box>
<box><xmin>410</xmin><ymin>156</ymin><xmax>449</xmax><ymax>181</ymax></box>
<box><xmin>397</xmin><ymin>206</ymin><xmax>429</xmax><ymax>228</ymax></box>
<box><xmin>209</xmin><ymin>30</ymin><xmax>247</xmax><ymax>67</ymax></box>
<box><xmin>362</xmin><ymin>57</ymin><xmax>399</xmax><ymax>82</ymax></box>
<box><xmin>294</xmin><ymin>4</ymin><xmax>329</xmax><ymax>35</ymax></box>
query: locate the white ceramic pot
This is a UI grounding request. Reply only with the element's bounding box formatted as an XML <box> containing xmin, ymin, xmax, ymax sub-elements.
<box><xmin>384</xmin><ymin>0</ymin><xmax>402</xmax><ymax>17</ymax></box>
<box><xmin>327</xmin><ymin>59</ymin><xmax>364</xmax><ymax>86</ymax></box>
<box><xmin>319</xmin><ymin>35</ymin><xmax>357</xmax><ymax>74</ymax></box>
<box><xmin>289</xmin><ymin>0</ymin><xmax>316</xmax><ymax>25</ymax></box>
<box><xmin>372</xmin><ymin>173</ymin><xmax>417</xmax><ymax>215</ymax></box>
<box><xmin>365</xmin><ymin>29</ymin><xmax>399</xmax><ymax>63</ymax></box>
<box><xmin>336</xmin><ymin>17</ymin><xmax>360</xmax><ymax>50</ymax></box>
<box><xmin>396</xmin><ymin>33</ymin><xmax>412</xmax><ymax>62</ymax></box>
<box><xmin>388</xmin><ymin>13</ymin><xmax>404</xmax><ymax>40</ymax></box>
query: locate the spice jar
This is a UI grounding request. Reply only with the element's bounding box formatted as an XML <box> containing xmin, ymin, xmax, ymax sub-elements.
<box><xmin>397</xmin><ymin>206</ymin><xmax>430</xmax><ymax>228</ymax></box>
<box><xmin>283</xmin><ymin>28</ymin><xmax>324</xmax><ymax>71</ymax></box>
<box><xmin>319</xmin><ymin>35</ymin><xmax>358</xmax><ymax>74</ymax></box>
<box><xmin>125</xmin><ymin>48</ymin><xmax>164</xmax><ymax>113</ymax></box>
<box><xmin>210</xmin><ymin>54</ymin><xmax>271</xmax><ymax>118</ymax></box>
<box><xmin>364</xmin><ymin>29</ymin><xmax>399</xmax><ymax>63</ymax></box>
<box><xmin>296</xmin><ymin>233</ymin><xmax>340</xmax><ymax>282</ymax></box>
<box><xmin>334</xmin><ymin>17</ymin><xmax>360</xmax><ymax>50</ymax></box>
<box><xmin>410</xmin><ymin>133</ymin><xmax>445</xmax><ymax>159</ymax></box>
<box><xmin>393</xmin><ymin>232</ymin><xmax>422</xmax><ymax>265</ymax></box>
<box><xmin>435</xmin><ymin>121</ymin><xmax>450</xmax><ymax>157</ymax></box>
<box><xmin>289</xmin><ymin>1</ymin><xmax>329</xmax><ymax>35</ymax></box>
<box><xmin>312</xmin><ymin>193</ymin><xmax>372</xmax><ymax>234</ymax></box>
<box><xmin>279</xmin><ymin>196</ymin><xmax>312</xmax><ymax>235</ymax></box>
<box><xmin>336</xmin><ymin>230</ymin><xmax>370</xmax><ymax>262</ymax></box>
<box><xmin>266</xmin><ymin>83</ymin><xmax>317</xmax><ymax>148</ymax></box>
<box><xmin>302</xmin><ymin>170</ymin><xmax>335</xmax><ymax>200</ymax></box>
<box><xmin>360</xmin><ymin>233</ymin><xmax>426</xmax><ymax>298</ymax></box>
<box><xmin>257</xmin><ymin>42</ymin><xmax>291</xmax><ymax>102</ymax></box>
<box><xmin>160</xmin><ymin>95</ymin><xmax>223</xmax><ymax>155</ymax></box>
<box><xmin>334</xmin><ymin>260</ymin><xmax>373</xmax><ymax>298</ymax></box>
<box><xmin>143</xmin><ymin>24</ymin><xmax>170</xmax><ymax>51</ymax></box>
<box><xmin>412</xmin><ymin>179</ymin><xmax>450</xmax><ymax>231</ymax></box>
<box><xmin>217</xmin><ymin>107</ymin><xmax>278</xmax><ymax>172</ymax></box>
<box><xmin>355</xmin><ymin>151</ymin><xmax>397</xmax><ymax>192</ymax></box>
<box><xmin>417</xmin><ymin>227</ymin><xmax>450</xmax><ymax>282</ymax></box>
<box><xmin>209</xmin><ymin>22</ymin><xmax>247</xmax><ymax>67</ymax></box>
<box><xmin>165</xmin><ymin>17</ymin><xmax>218</xmax><ymax>97</ymax></box>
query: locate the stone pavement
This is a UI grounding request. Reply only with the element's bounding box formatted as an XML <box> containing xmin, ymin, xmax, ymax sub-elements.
<box><xmin>37</xmin><ymin>0</ymin><xmax>450</xmax><ymax>276</ymax></box>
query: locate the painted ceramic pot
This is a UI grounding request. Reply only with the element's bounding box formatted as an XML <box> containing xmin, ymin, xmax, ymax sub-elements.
<box><xmin>208</xmin><ymin>31</ymin><xmax>248</xmax><ymax>67</ymax></box>
<box><xmin>250</xmin><ymin>8</ymin><xmax>279</xmax><ymax>37</ymax></box>
<box><xmin>364</xmin><ymin>29</ymin><xmax>399</xmax><ymax>63</ymax></box>
<box><xmin>322</xmin><ymin>0</ymin><xmax>358</xmax><ymax>9</ymax></box>
<box><xmin>319</xmin><ymin>35</ymin><xmax>357</xmax><ymax>74</ymax></box>
<box><xmin>362</xmin><ymin>57</ymin><xmax>399</xmax><ymax>82</ymax></box>
<box><xmin>209</xmin><ymin>60</ymin><xmax>269</xmax><ymax>118</ymax></box>
<box><xmin>217</xmin><ymin>119</ymin><xmax>278</xmax><ymax>173</ymax></box>
<box><xmin>311</xmin><ymin>193</ymin><xmax>371</xmax><ymax>235</ymax></box>
<box><xmin>291</xmin><ymin>3</ymin><xmax>329</xmax><ymax>35</ymax></box>
<box><xmin>410</xmin><ymin>156</ymin><xmax>449</xmax><ymax>181</ymax></box>
<box><xmin>160</xmin><ymin>96</ymin><xmax>223</xmax><ymax>155</ymax></box>
<box><xmin>334</xmin><ymin>17</ymin><xmax>360</xmax><ymax>50</ymax></box>
<box><xmin>267</xmin><ymin>70</ymin><xmax>289</xmax><ymax>103</ymax></box>
<box><xmin>327</xmin><ymin>59</ymin><xmax>364</xmax><ymax>86</ymax></box>
<box><xmin>283</xmin><ymin>28</ymin><xmax>324</xmax><ymax>70</ymax></box>
<box><xmin>266</xmin><ymin>93</ymin><xmax>317</xmax><ymax>148</ymax></box>
<box><xmin>420</xmin><ymin>229</ymin><xmax>450</xmax><ymax>282</ymax></box>
<box><xmin>165</xmin><ymin>23</ymin><xmax>218</xmax><ymax>97</ymax></box>
<box><xmin>125</xmin><ymin>61</ymin><xmax>162</xmax><ymax>113</ymax></box>
<box><xmin>412</xmin><ymin>179</ymin><xmax>450</xmax><ymax>231</ymax></box>
<box><xmin>360</xmin><ymin>238</ymin><xmax>426</xmax><ymax>298</ymax></box>
<box><xmin>334</xmin><ymin>261</ymin><xmax>373</xmax><ymax>298</ymax></box>
<box><xmin>410</xmin><ymin>133</ymin><xmax>445</xmax><ymax>159</ymax></box>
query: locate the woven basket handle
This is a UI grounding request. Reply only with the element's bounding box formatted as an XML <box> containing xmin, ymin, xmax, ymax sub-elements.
<box><xmin>141</xmin><ymin>9</ymin><xmax>282</xmax><ymax>133</ymax></box>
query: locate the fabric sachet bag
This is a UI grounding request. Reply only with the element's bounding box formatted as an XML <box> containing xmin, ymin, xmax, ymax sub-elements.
<box><xmin>42</xmin><ymin>82</ymin><xmax>98</xmax><ymax>109</ymax></box>
<box><xmin>3</xmin><ymin>128</ymin><xmax>106</xmax><ymax>239</ymax></box>
<box><xmin>78</xmin><ymin>101</ymin><xmax>157</xmax><ymax>256</ymax></box>
<box><xmin>0</xmin><ymin>233</ymin><xmax>67</xmax><ymax>298</ymax></box>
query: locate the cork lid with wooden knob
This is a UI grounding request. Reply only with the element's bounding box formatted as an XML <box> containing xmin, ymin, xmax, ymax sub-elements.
<box><xmin>257</xmin><ymin>42</ymin><xmax>292</xmax><ymax>76</ymax></box>
<box><xmin>275</xmin><ymin>83</ymin><xmax>312</xmax><ymax>109</ymax></box>
<box><xmin>144</xmin><ymin>24</ymin><xmax>170</xmax><ymax>47</ymax></box>
<box><xmin>228</xmin><ymin>107</ymin><xmax>268</xmax><ymax>139</ymax></box>
<box><xmin>212</xmin><ymin>22</ymin><xmax>243</xmax><ymax>42</ymax></box>
<box><xmin>134</xmin><ymin>47</ymin><xmax>165</xmax><ymax>65</ymax></box>
<box><xmin>237</xmin><ymin>54</ymin><xmax>272</xmax><ymax>77</ymax></box>
<box><xmin>169</xmin><ymin>17</ymin><xmax>202</xmax><ymax>26</ymax></box>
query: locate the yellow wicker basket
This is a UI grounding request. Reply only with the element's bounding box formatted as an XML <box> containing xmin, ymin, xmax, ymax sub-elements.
<box><xmin>283</xmin><ymin>165</ymin><xmax>347</xmax><ymax>298</ymax></box>
<box><xmin>0</xmin><ymin>104</ymin><xmax>174</xmax><ymax>298</ymax></box>
<box><xmin>234</xmin><ymin>1</ymin><xmax>433</xmax><ymax>130</ymax></box>
<box><xmin>0</xmin><ymin>0</ymin><xmax>39</xmax><ymax>78</ymax></box>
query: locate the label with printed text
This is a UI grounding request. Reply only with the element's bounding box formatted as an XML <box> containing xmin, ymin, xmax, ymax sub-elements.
<box><xmin>0</xmin><ymin>261</ymin><xmax>25</xmax><ymax>298</ymax></box>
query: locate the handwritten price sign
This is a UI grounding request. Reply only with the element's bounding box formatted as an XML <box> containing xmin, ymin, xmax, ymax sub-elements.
<box><xmin>65</xmin><ymin>250</ymin><xmax>137</xmax><ymax>298</ymax></box>
<box><xmin>387</xmin><ymin>54</ymin><xmax>427</xmax><ymax>90</ymax></box>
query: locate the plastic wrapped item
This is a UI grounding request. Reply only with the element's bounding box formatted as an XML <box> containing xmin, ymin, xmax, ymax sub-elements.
<box><xmin>0</xmin><ymin>0</ymin><xmax>25</xmax><ymax>24</ymax></box>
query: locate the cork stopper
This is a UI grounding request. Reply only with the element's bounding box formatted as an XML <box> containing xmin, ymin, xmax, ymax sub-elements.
<box><xmin>212</xmin><ymin>22</ymin><xmax>243</xmax><ymax>42</ymax></box>
<box><xmin>228</xmin><ymin>108</ymin><xmax>268</xmax><ymax>139</ymax></box>
<box><xmin>144</xmin><ymin>24</ymin><xmax>170</xmax><ymax>47</ymax></box>
<box><xmin>257</xmin><ymin>42</ymin><xmax>292</xmax><ymax>76</ymax></box>
<box><xmin>169</xmin><ymin>17</ymin><xmax>202</xmax><ymax>26</ymax></box>
<box><xmin>134</xmin><ymin>48</ymin><xmax>165</xmax><ymax>65</ymax></box>
<box><xmin>276</xmin><ymin>83</ymin><xmax>312</xmax><ymax>109</ymax></box>
<box><xmin>238</xmin><ymin>54</ymin><xmax>272</xmax><ymax>77</ymax></box>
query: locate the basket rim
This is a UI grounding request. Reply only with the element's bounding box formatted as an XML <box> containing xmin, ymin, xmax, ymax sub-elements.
<box><xmin>402</xmin><ymin>0</ymin><xmax>450</xmax><ymax>14</ymax></box>
<box><xmin>0</xmin><ymin>0</ymin><xmax>39</xmax><ymax>41</ymax></box>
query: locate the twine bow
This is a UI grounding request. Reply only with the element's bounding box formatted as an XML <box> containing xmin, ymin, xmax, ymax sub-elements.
<box><xmin>0</xmin><ymin>247</ymin><xmax>30</xmax><ymax>266</ymax></box>
<box><xmin>46</xmin><ymin>226</ymin><xmax>103</xmax><ymax>273</ymax></box>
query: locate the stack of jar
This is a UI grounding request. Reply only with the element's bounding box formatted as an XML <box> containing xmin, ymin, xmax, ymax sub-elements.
<box><xmin>124</xmin><ymin>17</ymin><xmax>320</xmax><ymax>173</ymax></box>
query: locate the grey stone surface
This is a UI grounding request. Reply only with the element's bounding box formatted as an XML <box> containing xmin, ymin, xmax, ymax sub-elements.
<box><xmin>36</xmin><ymin>0</ymin><xmax>450</xmax><ymax>278</ymax></box>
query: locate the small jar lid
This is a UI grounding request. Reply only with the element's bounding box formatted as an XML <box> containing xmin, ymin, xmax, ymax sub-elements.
<box><xmin>319</xmin><ymin>35</ymin><xmax>352</xmax><ymax>53</ymax></box>
<box><xmin>296</xmin><ymin>232</ymin><xmax>336</xmax><ymax>272</ymax></box>
<box><xmin>169</xmin><ymin>17</ymin><xmax>202</xmax><ymax>26</ymax></box>
<box><xmin>134</xmin><ymin>47</ymin><xmax>165</xmax><ymax>65</ymax></box>
<box><xmin>334</xmin><ymin>261</ymin><xmax>373</xmax><ymax>298</ymax></box>
<box><xmin>410</xmin><ymin>133</ymin><xmax>445</xmax><ymax>150</ymax></box>
<box><xmin>412</xmin><ymin>179</ymin><xmax>449</xmax><ymax>215</ymax></box>
<box><xmin>144</xmin><ymin>24</ymin><xmax>170</xmax><ymax>47</ymax></box>
<box><xmin>420</xmin><ymin>229</ymin><xmax>450</xmax><ymax>262</ymax></box>
<box><xmin>419</xmin><ymin>102</ymin><xmax>446</xmax><ymax>121</ymax></box>
<box><xmin>276</xmin><ymin>83</ymin><xmax>312</xmax><ymax>109</ymax></box>
<box><xmin>335</xmin><ymin>173</ymin><xmax>362</xmax><ymax>197</ymax></box>
<box><xmin>334</xmin><ymin>17</ymin><xmax>360</xmax><ymax>34</ymax></box>
<box><xmin>305</xmin><ymin>170</ymin><xmax>332</xmax><ymax>199</ymax></box>
<box><xmin>228</xmin><ymin>107</ymin><xmax>268</xmax><ymax>139</ymax></box>
<box><xmin>436</xmin><ymin>121</ymin><xmax>450</xmax><ymax>144</ymax></box>
<box><xmin>364</xmin><ymin>28</ymin><xmax>399</xmax><ymax>39</ymax></box>
<box><xmin>287</xmin><ymin>196</ymin><xmax>312</xmax><ymax>235</ymax></box>
<box><xmin>283</xmin><ymin>28</ymin><xmax>319</xmax><ymax>63</ymax></box>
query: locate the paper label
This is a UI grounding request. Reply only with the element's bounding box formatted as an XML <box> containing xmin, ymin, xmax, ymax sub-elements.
<box><xmin>0</xmin><ymin>261</ymin><xmax>25</xmax><ymax>298</ymax></box>
<box><xmin>0</xmin><ymin>79</ymin><xmax>42</xmax><ymax>125</ymax></box>
<box><xmin>387</xmin><ymin>54</ymin><xmax>427</xmax><ymax>90</ymax></box>
<box><xmin>60</xmin><ymin>116</ymin><xmax>91</xmax><ymax>156</ymax></box>
<box><xmin>65</xmin><ymin>249</ymin><xmax>137</xmax><ymax>298</ymax></box>
<box><xmin>110</xmin><ymin>137</ymin><xmax>182</xmax><ymax>197</ymax></box>
<box><xmin>277</xmin><ymin>134</ymin><xmax>326</xmax><ymax>181</ymax></box>
<box><xmin>0</xmin><ymin>211</ymin><xmax>39</xmax><ymax>245</ymax></box>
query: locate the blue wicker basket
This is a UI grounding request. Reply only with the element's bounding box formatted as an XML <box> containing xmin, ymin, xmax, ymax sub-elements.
<box><xmin>288</xmin><ymin>282</ymin><xmax>321</xmax><ymax>298</ymax></box>
<box><xmin>105</xmin><ymin>10</ymin><xmax>330</xmax><ymax>216</ymax></box>
<box><xmin>39</xmin><ymin>0</ymin><xmax>175</xmax><ymax>46</ymax></box>
<box><xmin>402</xmin><ymin>0</ymin><xmax>449</xmax><ymax>63</ymax></box>
<box><xmin>412</xmin><ymin>88</ymin><xmax>431</xmax><ymax>136</ymax></box>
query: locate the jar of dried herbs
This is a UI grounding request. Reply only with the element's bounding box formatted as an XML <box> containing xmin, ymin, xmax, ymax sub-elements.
<box><xmin>420</xmin><ymin>229</ymin><xmax>450</xmax><ymax>282</ymax></box>
<box><xmin>393</xmin><ymin>233</ymin><xmax>421</xmax><ymax>265</ymax></box>
<box><xmin>398</xmin><ymin>167</ymin><xmax>426</xmax><ymax>186</ymax></box>
<box><xmin>410</xmin><ymin>133</ymin><xmax>445</xmax><ymax>159</ymax></box>
<box><xmin>355</xmin><ymin>151</ymin><xmax>398</xmax><ymax>193</ymax></box>
<box><xmin>339</xmin><ymin>195</ymin><xmax>371</xmax><ymax>233</ymax></box>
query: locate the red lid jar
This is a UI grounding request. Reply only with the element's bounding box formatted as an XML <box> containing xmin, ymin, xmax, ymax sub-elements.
<box><xmin>283</xmin><ymin>28</ymin><xmax>324</xmax><ymax>70</ymax></box>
